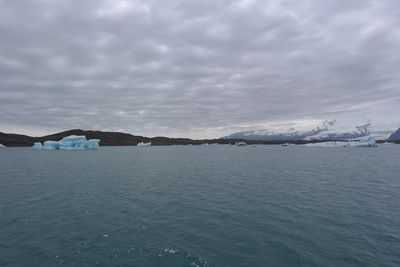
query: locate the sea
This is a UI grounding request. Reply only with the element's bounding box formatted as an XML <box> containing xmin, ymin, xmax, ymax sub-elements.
<box><xmin>1</xmin><ymin>145</ymin><xmax>399</xmax><ymax>266</ymax></box>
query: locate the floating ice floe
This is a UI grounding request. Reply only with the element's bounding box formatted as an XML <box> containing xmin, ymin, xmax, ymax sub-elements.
<box><xmin>281</xmin><ymin>143</ymin><xmax>295</xmax><ymax>146</ymax></box>
<box><xmin>345</xmin><ymin>136</ymin><xmax>378</xmax><ymax>147</ymax></box>
<box><xmin>303</xmin><ymin>137</ymin><xmax>378</xmax><ymax>148</ymax></box>
<box><xmin>235</xmin><ymin>141</ymin><xmax>247</xmax><ymax>146</ymax></box>
<box><xmin>304</xmin><ymin>141</ymin><xmax>348</xmax><ymax>147</ymax></box>
<box><xmin>32</xmin><ymin>135</ymin><xmax>100</xmax><ymax>150</ymax></box>
<box><xmin>32</xmin><ymin>142</ymin><xmax>43</xmax><ymax>150</ymax></box>
<box><xmin>200</xmin><ymin>143</ymin><xmax>223</xmax><ymax>146</ymax></box>
<box><xmin>0</xmin><ymin>144</ymin><xmax>5</xmax><ymax>148</ymax></box>
<box><xmin>381</xmin><ymin>142</ymin><xmax>398</xmax><ymax>145</ymax></box>
<box><xmin>136</xmin><ymin>142</ymin><xmax>151</xmax><ymax>147</ymax></box>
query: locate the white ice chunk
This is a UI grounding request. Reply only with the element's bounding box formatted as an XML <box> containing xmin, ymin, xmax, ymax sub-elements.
<box><xmin>281</xmin><ymin>143</ymin><xmax>295</xmax><ymax>146</ymax></box>
<box><xmin>304</xmin><ymin>137</ymin><xmax>378</xmax><ymax>148</ymax></box>
<box><xmin>304</xmin><ymin>141</ymin><xmax>348</xmax><ymax>147</ymax></box>
<box><xmin>32</xmin><ymin>142</ymin><xmax>43</xmax><ymax>150</ymax></box>
<box><xmin>345</xmin><ymin>137</ymin><xmax>378</xmax><ymax>147</ymax></box>
<box><xmin>136</xmin><ymin>142</ymin><xmax>151</xmax><ymax>146</ymax></box>
<box><xmin>0</xmin><ymin>143</ymin><xmax>5</xmax><ymax>148</ymax></box>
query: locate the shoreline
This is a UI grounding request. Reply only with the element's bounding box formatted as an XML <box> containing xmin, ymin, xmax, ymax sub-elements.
<box><xmin>1</xmin><ymin>129</ymin><xmax>398</xmax><ymax>147</ymax></box>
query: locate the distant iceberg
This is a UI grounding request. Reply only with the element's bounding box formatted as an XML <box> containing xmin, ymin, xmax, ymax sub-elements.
<box><xmin>32</xmin><ymin>142</ymin><xmax>43</xmax><ymax>150</ymax></box>
<box><xmin>281</xmin><ymin>143</ymin><xmax>295</xmax><ymax>146</ymax></box>
<box><xmin>86</xmin><ymin>139</ymin><xmax>100</xmax><ymax>149</ymax></box>
<box><xmin>381</xmin><ymin>142</ymin><xmax>398</xmax><ymax>145</ymax></box>
<box><xmin>32</xmin><ymin>135</ymin><xmax>100</xmax><ymax>150</ymax></box>
<box><xmin>43</xmin><ymin>140</ymin><xmax>60</xmax><ymax>150</ymax></box>
<box><xmin>345</xmin><ymin>137</ymin><xmax>377</xmax><ymax>147</ymax></box>
<box><xmin>304</xmin><ymin>137</ymin><xmax>378</xmax><ymax>148</ymax></box>
<box><xmin>235</xmin><ymin>141</ymin><xmax>247</xmax><ymax>146</ymax></box>
<box><xmin>136</xmin><ymin>142</ymin><xmax>151</xmax><ymax>147</ymax></box>
<box><xmin>304</xmin><ymin>141</ymin><xmax>348</xmax><ymax>147</ymax></box>
<box><xmin>0</xmin><ymin>143</ymin><xmax>5</xmax><ymax>148</ymax></box>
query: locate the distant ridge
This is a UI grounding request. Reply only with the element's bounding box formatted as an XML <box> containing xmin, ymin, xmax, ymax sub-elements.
<box><xmin>388</xmin><ymin>128</ymin><xmax>400</xmax><ymax>141</ymax></box>
<box><xmin>0</xmin><ymin>129</ymin><xmax>242</xmax><ymax>147</ymax></box>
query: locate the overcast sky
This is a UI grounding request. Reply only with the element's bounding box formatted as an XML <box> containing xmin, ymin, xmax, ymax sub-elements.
<box><xmin>0</xmin><ymin>0</ymin><xmax>399</xmax><ymax>138</ymax></box>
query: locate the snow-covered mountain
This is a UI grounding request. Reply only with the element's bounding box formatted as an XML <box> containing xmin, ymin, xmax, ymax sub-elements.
<box><xmin>222</xmin><ymin>120</ymin><xmax>393</xmax><ymax>141</ymax></box>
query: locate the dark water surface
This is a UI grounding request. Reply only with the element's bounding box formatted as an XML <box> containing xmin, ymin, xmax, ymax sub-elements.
<box><xmin>1</xmin><ymin>145</ymin><xmax>400</xmax><ymax>266</ymax></box>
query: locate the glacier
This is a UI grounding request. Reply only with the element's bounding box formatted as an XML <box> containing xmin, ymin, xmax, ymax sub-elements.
<box><xmin>222</xmin><ymin>119</ymin><xmax>392</xmax><ymax>141</ymax></box>
<box><xmin>0</xmin><ymin>144</ymin><xmax>5</xmax><ymax>148</ymax></box>
<box><xmin>32</xmin><ymin>135</ymin><xmax>100</xmax><ymax>150</ymax></box>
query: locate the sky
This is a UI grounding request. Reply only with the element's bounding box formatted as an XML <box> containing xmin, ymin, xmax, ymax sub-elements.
<box><xmin>0</xmin><ymin>0</ymin><xmax>399</xmax><ymax>138</ymax></box>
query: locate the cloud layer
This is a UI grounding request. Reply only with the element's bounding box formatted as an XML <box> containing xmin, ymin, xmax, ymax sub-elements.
<box><xmin>1</xmin><ymin>0</ymin><xmax>399</xmax><ymax>138</ymax></box>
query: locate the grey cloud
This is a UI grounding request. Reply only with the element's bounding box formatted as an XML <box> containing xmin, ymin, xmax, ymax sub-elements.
<box><xmin>0</xmin><ymin>0</ymin><xmax>399</xmax><ymax>138</ymax></box>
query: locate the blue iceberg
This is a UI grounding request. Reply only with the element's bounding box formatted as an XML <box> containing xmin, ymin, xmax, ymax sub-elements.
<box><xmin>32</xmin><ymin>142</ymin><xmax>43</xmax><ymax>150</ymax></box>
<box><xmin>32</xmin><ymin>135</ymin><xmax>100</xmax><ymax>150</ymax></box>
<box><xmin>86</xmin><ymin>139</ymin><xmax>100</xmax><ymax>149</ymax></box>
<box><xmin>0</xmin><ymin>143</ymin><xmax>5</xmax><ymax>148</ymax></box>
<box><xmin>43</xmin><ymin>140</ymin><xmax>60</xmax><ymax>150</ymax></box>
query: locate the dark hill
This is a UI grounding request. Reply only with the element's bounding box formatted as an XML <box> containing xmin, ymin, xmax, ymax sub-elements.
<box><xmin>0</xmin><ymin>132</ymin><xmax>37</xmax><ymax>147</ymax></box>
<box><xmin>388</xmin><ymin>128</ymin><xmax>400</xmax><ymax>141</ymax></box>
<box><xmin>0</xmin><ymin>129</ymin><xmax>245</xmax><ymax>147</ymax></box>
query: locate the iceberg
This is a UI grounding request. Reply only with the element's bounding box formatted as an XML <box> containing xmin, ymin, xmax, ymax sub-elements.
<box><xmin>43</xmin><ymin>140</ymin><xmax>60</xmax><ymax>150</ymax></box>
<box><xmin>304</xmin><ymin>137</ymin><xmax>378</xmax><ymax>148</ymax></box>
<box><xmin>32</xmin><ymin>135</ymin><xmax>100</xmax><ymax>150</ymax></box>
<box><xmin>136</xmin><ymin>142</ymin><xmax>151</xmax><ymax>147</ymax></box>
<box><xmin>235</xmin><ymin>141</ymin><xmax>247</xmax><ymax>146</ymax></box>
<box><xmin>345</xmin><ymin>137</ymin><xmax>377</xmax><ymax>147</ymax></box>
<box><xmin>86</xmin><ymin>139</ymin><xmax>101</xmax><ymax>149</ymax></box>
<box><xmin>58</xmin><ymin>136</ymin><xmax>86</xmax><ymax>149</ymax></box>
<box><xmin>304</xmin><ymin>141</ymin><xmax>348</xmax><ymax>147</ymax></box>
<box><xmin>381</xmin><ymin>142</ymin><xmax>398</xmax><ymax>145</ymax></box>
<box><xmin>0</xmin><ymin>143</ymin><xmax>5</xmax><ymax>148</ymax></box>
<box><xmin>32</xmin><ymin>142</ymin><xmax>43</xmax><ymax>150</ymax></box>
<box><xmin>281</xmin><ymin>143</ymin><xmax>295</xmax><ymax>146</ymax></box>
